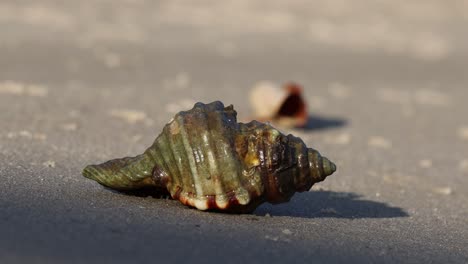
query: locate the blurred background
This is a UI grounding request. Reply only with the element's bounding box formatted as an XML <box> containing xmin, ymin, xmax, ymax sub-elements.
<box><xmin>1</xmin><ymin>1</ymin><xmax>467</xmax><ymax>263</ymax></box>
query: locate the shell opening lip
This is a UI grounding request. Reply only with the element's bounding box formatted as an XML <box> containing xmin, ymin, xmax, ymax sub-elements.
<box><xmin>276</xmin><ymin>83</ymin><xmax>307</xmax><ymax>125</ymax></box>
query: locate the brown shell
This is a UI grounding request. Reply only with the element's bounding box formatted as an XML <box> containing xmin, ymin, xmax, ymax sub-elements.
<box><xmin>83</xmin><ymin>101</ymin><xmax>336</xmax><ymax>213</ymax></box>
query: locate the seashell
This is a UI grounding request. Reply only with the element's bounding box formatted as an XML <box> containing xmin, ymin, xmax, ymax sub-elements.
<box><xmin>249</xmin><ymin>81</ymin><xmax>308</xmax><ymax>128</ymax></box>
<box><xmin>83</xmin><ymin>101</ymin><xmax>336</xmax><ymax>213</ymax></box>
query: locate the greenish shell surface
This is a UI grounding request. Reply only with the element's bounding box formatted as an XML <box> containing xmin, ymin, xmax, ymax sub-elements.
<box><xmin>83</xmin><ymin>101</ymin><xmax>336</xmax><ymax>213</ymax></box>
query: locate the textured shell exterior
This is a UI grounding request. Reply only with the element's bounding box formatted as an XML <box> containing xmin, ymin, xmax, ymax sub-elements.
<box><xmin>83</xmin><ymin>101</ymin><xmax>336</xmax><ymax>213</ymax></box>
<box><xmin>151</xmin><ymin>102</ymin><xmax>260</xmax><ymax>211</ymax></box>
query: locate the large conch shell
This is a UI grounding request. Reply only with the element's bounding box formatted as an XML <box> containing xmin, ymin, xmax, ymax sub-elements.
<box><xmin>249</xmin><ymin>81</ymin><xmax>308</xmax><ymax>128</ymax></box>
<box><xmin>83</xmin><ymin>101</ymin><xmax>336</xmax><ymax>213</ymax></box>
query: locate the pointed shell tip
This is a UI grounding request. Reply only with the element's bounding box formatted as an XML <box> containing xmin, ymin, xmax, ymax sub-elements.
<box><xmin>322</xmin><ymin>157</ymin><xmax>337</xmax><ymax>176</ymax></box>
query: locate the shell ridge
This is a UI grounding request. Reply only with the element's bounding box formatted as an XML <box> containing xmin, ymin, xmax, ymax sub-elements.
<box><xmin>202</xmin><ymin>113</ymin><xmax>227</xmax><ymax>209</ymax></box>
<box><xmin>156</xmin><ymin>133</ymin><xmax>177</xmax><ymax>186</ymax></box>
<box><xmin>257</xmin><ymin>129</ymin><xmax>278</xmax><ymax>202</ymax></box>
<box><xmin>220</xmin><ymin>130</ymin><xmax>250</xmax><ymax>206</ymax></box>
<box><xmin>172</xmin><ymin>117</ymin><xmax>196</xmax><ymax>198</ymax></box>
<box><xmin>178</xmin><ymin>115</ymin><xmax>206</xmax><ymax>208</ymax></box>
<box><xmin>162</xmin><ymin>125</ymin><xmax>185</xmax><ymax>197</ymax></box>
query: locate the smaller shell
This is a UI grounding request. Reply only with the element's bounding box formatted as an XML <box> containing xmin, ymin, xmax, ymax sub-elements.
<box><xmin>249</xmin><ymin>81</ymin><xmax>307</xmax><ymax>128</ymax></box>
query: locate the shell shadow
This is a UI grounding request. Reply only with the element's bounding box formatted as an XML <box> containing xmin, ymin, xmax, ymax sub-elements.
<box><xmin>114</xmin><ymin>188</ymin><xmax>407</xmax><ymax>219</ymax></box>
<box><xmin>254</xmin><ymin>190</ymin><xmax>408</xmax><ymax>219</ymax></box>
<box><xmin>300</xmin><ymin>114</ymin><xmax>347</xmax><ymax>131</ymax></box>
<box><xmin>112</xmin><ymin>187</ymin><xmax>170</xmax><ymax>198</ymax></box>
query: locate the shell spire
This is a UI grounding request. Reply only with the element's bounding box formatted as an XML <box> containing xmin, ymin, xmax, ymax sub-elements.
<box><xmin>83</xmin><ymin>101</ymin><xmax>336</xmax><ymax>213</ymax></box>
